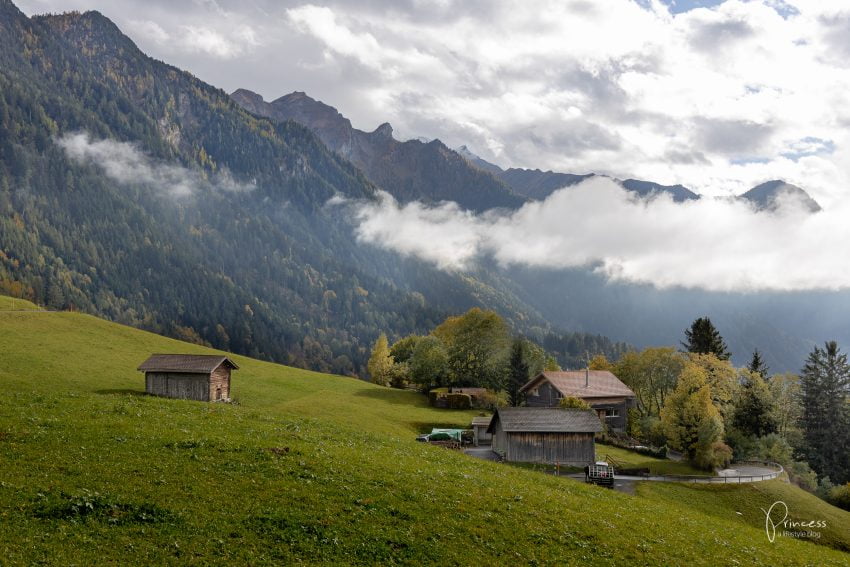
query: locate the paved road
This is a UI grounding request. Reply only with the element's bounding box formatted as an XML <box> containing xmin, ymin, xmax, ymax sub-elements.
<box><xmin>462</xmin><ymin>448</ymin><xmax>781</xmax><ymax>489</ymax></box>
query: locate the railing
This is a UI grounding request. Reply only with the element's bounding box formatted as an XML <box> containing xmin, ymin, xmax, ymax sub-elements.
<box><xmin>633</xmin><ymin>461</ymin><xmax>784</xmax><ymax>484</ymax></box>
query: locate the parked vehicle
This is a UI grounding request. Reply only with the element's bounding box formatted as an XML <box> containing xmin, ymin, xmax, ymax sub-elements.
<box><xmin>585</xmin><ymin>461</ymin><xmax>615</xmax><ymax>487</ymax></box>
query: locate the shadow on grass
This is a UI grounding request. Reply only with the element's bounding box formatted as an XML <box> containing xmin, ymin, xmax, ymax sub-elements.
<box><xmin>94</xmin><ymin>389</ymin><xmax>148</xmax><ymax>397</ymax></box>
<box><xmin>352</xmin><ymin>388</ymin><xmax>423</xmax><ymax>406</ymax></box>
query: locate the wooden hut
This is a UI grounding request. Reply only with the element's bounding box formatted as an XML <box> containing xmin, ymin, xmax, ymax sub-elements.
<box><xmin>487</xmin><ymin>407</ymin><xmax>602</xmax><ymax>465</ymax></box>
<box><xmin>137</xmin><ymin>354</ymin><xmax>238</xmax><ymax>402</ymax></box>
<box><xmin>471</xmin><ymin>415</ymin><xmax>493</xmax><ymax>446</ymax></box>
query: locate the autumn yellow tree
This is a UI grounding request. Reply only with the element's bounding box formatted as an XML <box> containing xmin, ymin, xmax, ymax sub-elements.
<box><xmin>661</xmin><ymin>362</ymin><xmax>731</xmax><ymax>470</ymax></box>
<box><xmin>367</xmin><ymin>333</ymin><xmax>394</xmax><ymax>386</ymax></box>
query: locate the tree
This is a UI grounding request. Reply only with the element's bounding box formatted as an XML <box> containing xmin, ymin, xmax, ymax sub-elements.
<box><xmin>800</xmin><ymin>341</ymin><xmax>850</xmax><ymax>484</ymax></box>
<box><xmin>433</xmin><ymin>308</ymin><xmax>511</xmax><ymax>390</ymax></box>
<box><xmin>390</xmin><ymin>335</ymin><xmax>421</xmax><ymax>364</ymax></box>
<box><xmin>367</xmin><ymin>333</ymin><xmax>394</xmax><ymax>386</ymax></box>
<box><xmin>682</xmin><ymin>316</ymin><xmax>730</xmax><ymax>360</ymax></box>
<box><xmin>409</xmin><ymin>335</ymin><xmax>449</xmax><ymax>388</ymax></box>
<box><xmin>732</xmin><ymin>370</ymin><xmax>779</xmax><ymax>437</ymax></box>
<box><xmin>687</xmin><ymin>353</ymin><xmax>737</xmax><ymax>424</ymax></box>
<box><xmin>559</xmin><ymin>396</ymin><xmax>591</xmax><ymax>409</ymax></box>
<box><xmin>769</xmin><ymin>373</ymin><xmax>802</xmax><ymax>439</ymax></box>
<box><xmin>748</xmin><ymin>349</ymin><xmax>769</xmax><ymax>378</ymax></box>
<box><xmin>507</xmin><ymin>339</ymin><xmax>530</xmax><ymax>406</ymax></box>
<box><xmin>588</xmin><ymin>354</ymin><xmax>613</xmax><ymax>371</ymax></box>
<box><xmin>614</xmin><ymin>347</ymin><xmax>684</xmax><ymax>419</ymax></box>
<box><xmin>661</xmin><ymin>362</ymin><xmax>728</xmax><ymax>469</ymax></box>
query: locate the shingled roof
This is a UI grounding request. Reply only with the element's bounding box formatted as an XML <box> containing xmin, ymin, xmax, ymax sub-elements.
<box><xmin>486</xmin><ymin>407</ymin><xmax>603</xmax><ymax>434</ymax></box>
<box><xmin>519</xmin><ymin>371</ymin><xmax>635</xmax><ymax>399</ymax></box>
<box><xmin>137</xmin><ymin>354</ymin><xmax>239</xmax><ymax>374</ymax></box>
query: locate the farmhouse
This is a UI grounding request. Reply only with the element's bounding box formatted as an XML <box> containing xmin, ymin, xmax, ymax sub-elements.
<box><xmin>487</xmin><ymin>407</ymin><xmax>602</xmax><ymax>465</ymax></box>
<box><xmin>138</xmin><ymin>354</ymin><xmax>238</xmax><ymax>402</ymax></box>
<box><xmin>520</xmin><ymin>370</ymin><xmax>636</xmax><ymax>432</ymax></box>
<box><xmin>470</xmin><ymin>415</ymin><xmax>493</xmax><ymax>446</ymax></box>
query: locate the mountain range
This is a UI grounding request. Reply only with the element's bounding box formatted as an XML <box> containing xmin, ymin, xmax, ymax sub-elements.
<box><xmin>228</xmin><ymin>87</ymin><xmax>841</xmax><ymax>373</ymax></box>
<box><xmin>0</xmin><ymin>0</ymin><xmax>626</xmax><ymax>377</ymax></box>
<box><xmin>0</xmin><ymin>0</ymin><xmax>844</xmax><ymax>376</ymax></box>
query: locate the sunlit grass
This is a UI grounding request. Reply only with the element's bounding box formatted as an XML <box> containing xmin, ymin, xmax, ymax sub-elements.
<box><xmin>1</xmin><ymin>302</ymin><xmax>848</xmax><ymax>565</ymax></box>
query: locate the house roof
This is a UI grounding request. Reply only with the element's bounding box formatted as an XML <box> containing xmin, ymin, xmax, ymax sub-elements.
<box><xmin>137</xmin><ymin>354</ymin><xmax>239</xmax><ymax>373</ymax></box>
<box><xmin>471</xmin><ymin>416</ymin><xmax>493</xmax><ymax>427</ymax></box>
<box><xmin>486</xmin><ymin>407</ymin><xmax>603</xmax><ymax>434</ymax></box>
<box><xmin>519</xmin><ymin>371</ymin><xmax>635</xmax><ymax>399</ymax></box>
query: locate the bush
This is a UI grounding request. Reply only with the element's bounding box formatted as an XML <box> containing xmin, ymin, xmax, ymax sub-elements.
<box><xmin>827</xmin><ymin>483</ymin><xmax>850</xmax><ymax>511</ymax></box>
<box><xmin>558</xmin><ymin>396</ymin><xmax>591</xmax><ymax>409</ymax></box>
<box><xmin>786</xmin><ymin>461</ymin><xmax>818</xmax><ymax>491</ymax></box>
<box><xmin>474</xmin><ymin>390</ymin><xmax>507</xmax><ymax>411</ymax></box>
<box><xmin>755</xmin><ymin>433</ymin><xmax>793</xmax><ymax>464</ymax></box>
<box><xmin>445</xmin><ymin>393</ymin><xmax>471</xmax><ymax>410</ymax></box>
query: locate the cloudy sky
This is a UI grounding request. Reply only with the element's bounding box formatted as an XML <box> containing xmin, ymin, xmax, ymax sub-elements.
<box><xmin>16</xmin><ymin>0</ymin><xmax>850</xmax><ymax>206</ymax></box>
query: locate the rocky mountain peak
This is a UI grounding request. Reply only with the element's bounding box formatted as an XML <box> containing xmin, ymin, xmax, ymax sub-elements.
<box><xmin>372</xmin><ymin>122</ymin><xmax>393</xmax><ymax>139</ymax></box>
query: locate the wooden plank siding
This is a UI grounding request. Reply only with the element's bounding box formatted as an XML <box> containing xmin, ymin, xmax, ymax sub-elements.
<box><xmin>492</xmin><ymin>421</ymin><xmax>594</xmax><ymax>466</ymax></box>
<box><xmin>145</xmin><ymin>372</ymin><xmax>211</xmax><ymax>401</ymax></box>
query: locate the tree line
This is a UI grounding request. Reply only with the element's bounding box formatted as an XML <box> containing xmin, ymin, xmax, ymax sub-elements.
<box><xmin>592</xmin><ymin>316</ymin><xmax>850</xmax><ymax>508</ymax></box>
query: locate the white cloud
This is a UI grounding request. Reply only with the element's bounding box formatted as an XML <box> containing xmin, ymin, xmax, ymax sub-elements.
<box><xmin>15</xmin><ymin>1</ymin><xmax>850</xmax><ymax>219</ymax></box>
<box><xmin>56</xmin><ymin>132</ymin><xmax>253</xmax><ymax>196</ymax></box>
<box><xmin>178</xmin><ymin>24</ymin><xmax>259</xmax><ymax>59</ymax></box>
<box><xmin>345</xmin><ymin>177</ymin><xmax>850</xmax><ymax>292</ymax></box>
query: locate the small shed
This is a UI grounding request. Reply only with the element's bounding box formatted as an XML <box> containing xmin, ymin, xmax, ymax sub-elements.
<box><xmin>471</xmin><ymin>415</ymin><xmax>493</xmax><ymax>446</ymax></box>
<box><xmin>487</xmin><ymin>407</ymin><xmax>602</xmax><ymax>465</ymax></box>
<box><xmin>138</xmin><ymin>354</ymin><xmax>238</xmax><ymax>402</ymax></box>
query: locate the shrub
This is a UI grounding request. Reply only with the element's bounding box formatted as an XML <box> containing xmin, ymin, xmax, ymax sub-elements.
<box><xmin>445</xmin><ymin>393</ymin><xmax>471</xmax><ymax>410</ymax></box>
<box><xmin>786</xmin><ymin>460</ymin><xmax>818</xmax><ymax>491</ymax></box>
<box><xmin>474</xmin><ymin>389</ymin><xmax>507</xmax><ymax>410</ymax></box>
<box><xmin>755</xmin><ymin>433</ymin><xmax>793</xmax><ymax>465</ymax></box>
<box><xmin>559</xmin><ymin>396</ymin><xmax>591</xmax><ymax>409</ymax></box>
<box><xmin>827</xmin><ymin>483</ymin><xmax>850</xmax><ymax>511</ymax></box>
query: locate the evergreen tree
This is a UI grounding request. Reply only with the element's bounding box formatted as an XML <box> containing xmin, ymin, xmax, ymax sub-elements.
<box><xmin>507</xmin><ymin>339</ymin><xmax>530</xmax><ymax>407</ymax></box>
<box><xmin>748</xmin><ymin>349</ymin><xmax>769</xmax><ymax>378</ymax></box>
<box><xmin>682</xmin><ymin>316</ymin><xmax>730</xmax><ymax>360</ymax></box>
<box><xmin>800</xmin><ymin>341</ymin><xmax>850</xmax><ymax>484</ymax></box>
<box><xmin>367</xmin><ymin>333</ymin><xmax>394</xmax><ymax>386</ymax></box>
<box><xmin>732</xmin><ymin>370</ymin><xmax>779</xmax><ymax>437</ymax></box>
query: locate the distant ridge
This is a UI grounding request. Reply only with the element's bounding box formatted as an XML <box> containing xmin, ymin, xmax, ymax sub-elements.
<box><xmin>231</xmin><ymin>89</ymin><xmax>526</xmax><ymax>212</ymax></box>
<box><xmin>740</xmin><ymin>180</ymin><xmax>822</xmax><ymax>213</ymax></box>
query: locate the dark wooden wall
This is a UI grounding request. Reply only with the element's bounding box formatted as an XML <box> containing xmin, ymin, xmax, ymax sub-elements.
<box><xmin>492</xmin><ymin>421</ymin><xmax>595</xmax><ymax>465</ymax></box>
<box><xmin>145</xmin><ymin>372</ymin><xmax>210</xmax><ymax>401</ymax></box>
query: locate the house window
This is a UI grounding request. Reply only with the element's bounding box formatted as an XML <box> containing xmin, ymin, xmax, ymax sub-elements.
<box><xmin>604</xmin><ymin>408</ymin><xmax>619</xmax><ymax>418</ymax></box>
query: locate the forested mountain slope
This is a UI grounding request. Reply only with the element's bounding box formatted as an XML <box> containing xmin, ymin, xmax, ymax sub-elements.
<box><xmin>0</xmin><ymin>1</ymin><xmax>626</xmax><ymax>375</ymax></box>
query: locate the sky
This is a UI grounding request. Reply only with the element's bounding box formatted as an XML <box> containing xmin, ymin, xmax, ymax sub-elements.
<box><xmin>16</xmin><ymin>0</ymin><xmax>850</xmax><ymax>206</ymax></box>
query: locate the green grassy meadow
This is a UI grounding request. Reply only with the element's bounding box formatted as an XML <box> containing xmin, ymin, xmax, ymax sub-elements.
<box><xmin>1</xmin><ymin>304</ymin><xmax>849</xmax><ymax>565</ymax></box>
<box><xmin>596</xmin><ymin>444</ymin><xmax>711</xmax><ymax>476</ymax></box>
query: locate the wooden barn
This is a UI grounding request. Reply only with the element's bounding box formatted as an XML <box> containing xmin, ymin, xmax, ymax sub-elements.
<box><xmin>487</xmin><ymin>407</ymin><xmax>602</xmax><ymax>465</ymax></box>
<box><xmin>138</xmin><ymin>354</ymin><xmax>238</xmax><ymax>402</ymax></box>
<box><xmin>520</xmin><ymin>370</ymin><xmax>637</xmax><ymax>432</ymax></box>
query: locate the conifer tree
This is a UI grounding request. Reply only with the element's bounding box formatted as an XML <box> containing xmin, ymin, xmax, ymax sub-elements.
<box><xmin>507</xmin><ymin>339</ymin><xmax>530</xmax><ymax>407</ymax></box>
<box><xmin>682</xmin><ymin>316</ymin><xmax>730</xmax><ymax>360</ymax></box>
<box><xmin>732</xmin><ymin>370</ymin><xmax>778</xmax><ymax>437</ymax></box>
<box><xmin>748</xmin><ymin>349</ymin><xmax>769</xmax><ymax>378</ymax></box>
<box><xmin>800</xmin><ymin>341</ymin><xmax>850</xmax><ymax>483</ymax></box>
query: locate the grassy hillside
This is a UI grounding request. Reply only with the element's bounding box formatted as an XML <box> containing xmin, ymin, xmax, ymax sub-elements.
<box><xmin>1</xmin><ymin>305</ymin><xmax>849</xmax><ymax>565</ymax></box>
<box><xmin>638</xmin><ymin>480</ymin><xmax>850</xmax><ymax>552</ymax></box>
